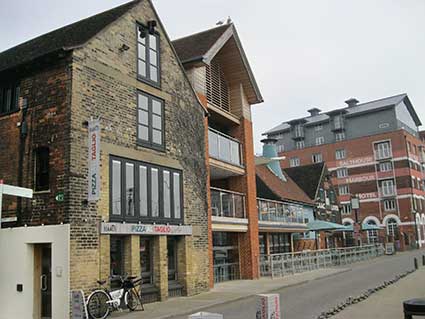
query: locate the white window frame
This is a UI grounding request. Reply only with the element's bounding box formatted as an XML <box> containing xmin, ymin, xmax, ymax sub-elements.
<box><xmin>380</xmin><ymin>179</ymin><xmax>395</xmax><ymax>196</ymax></box>
<box><xmin>335</xmin><ymin>149</ymin><xmax>346</xmax><ymax>160</ymax></box>
<box><xmin>383</xmin><ymin>199</ymin><xmax>396</xmax><ymax>211</ymax></box>
<box><xmin>289</xmin><ymin>157</ymin><xmax>300</xmax><ymax>167</ymax></box>
<box><xmin>276</xmin><ymin>144</ymin><xmax>285</xmax><ymax>153</ymax></box>
<box><xmin>341</xmin><ymin>204</ymin><xmax>352</xmax><ymax>215</ymax></box>
<box><xmin>379</xmin><ymin>161</ymin><xmax>392</xmax><ymax>172</ymax></box>
<box><xmin>335</xmin><ymin>132</ymin><xmax>346</xmax><ymax>141</ymax></box>
<box><xmin>315</xmin><ymin>124</ymin><xmax>323</xmax><ymax>131</ymax></box>
<box><xmin>338</xmin><ymin>185</ymin><xmax>350</xmax><ymax>195</ymax></box>
<box><xmin>312</xmin><ymin>153</ymin><xmax>323</xmax><ymax>163</ymax></box>
<box><xmin>386</xmin><ymin>218</ymin><xmax>398</xmax><ymax>237</ymax></box>
<box><xmin>294</xmin><ymin>124</ymin><xmax>303</xmax><ymax>138</ymax></box>
<box><xmin>375</xmin><ymin>141</ymin><xmax>392</xmax><ymax>160</ymax></box>
<box><xmin>336</xmin><ymin>167</ymin><xmax>348</xmax><ymax>178</ymax></box>
<box><xmin>315</xmin><ymin>136</ymin><xmax>325</xmax><ymax>145</ymax></box>
<box><xmin>295</xmin><ymin>140</ymin><xmax>305</xmax><ymax>149</ymax></box>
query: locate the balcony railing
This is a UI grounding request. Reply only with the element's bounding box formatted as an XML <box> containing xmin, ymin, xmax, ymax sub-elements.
<box><xmin>211</xmin><ymin>187</ymin><xmax>246</xmax><ymax>219</ymax></box>
<box><xmin>257</xmin><ymin>198</ymin><xmax>306</xmax><ymax>224</ymax></box>
<box><xmin>208</xmin><ymin>128</ymin><xmax>243</xmax><ymax>167</ymax></box>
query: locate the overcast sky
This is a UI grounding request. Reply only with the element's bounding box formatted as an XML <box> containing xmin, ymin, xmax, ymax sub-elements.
<box><xmin>1</xmin><ymin>0</ymin><xmax>424</xmax><ymax>153</ymax></box>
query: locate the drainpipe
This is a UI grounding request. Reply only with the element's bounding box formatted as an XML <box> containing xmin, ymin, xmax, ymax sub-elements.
<box><xmin>17</xmin><ymin>98</ymin><xmax>28</xmax><ymax>224</ymax></box>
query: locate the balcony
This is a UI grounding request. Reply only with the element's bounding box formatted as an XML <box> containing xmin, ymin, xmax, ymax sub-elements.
<box><xmin>208</xmin><ymin>128</ymin><xmax>245</xmax><ymax>180</ymax></box>
<box><xmin>332</xmin><ymin>119</ymin><xmax>345</xmax><ymax>132</ymax></box>
<box><xmin>211</xmin><ymin>187</ymin><xmax>246</xmax><ymax>219</ymax></box>
<box><xmin>257</xmin><ymin>198</ymin><xmax>308</xmax><ymax>232</ymax></box>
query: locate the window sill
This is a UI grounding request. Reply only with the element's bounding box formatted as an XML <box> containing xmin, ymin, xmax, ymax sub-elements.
<box><xmin>136</xmin><ymin>141</ymin><xmax>166</xmax><ymax>153</ymax></box>
<box><xmin>137</xmin><ymin>76</ymin><xmax>161</xmax><ymax>90</ymax></box>
<box><xmin>33</xmin><ymin>189</ymin><xmax>51</xmax><ymax>195</ymax></box>
<box><xmin>0</xmin><ymin>109</ymin><xmax>20</xmax><ymax>118</ymax></box>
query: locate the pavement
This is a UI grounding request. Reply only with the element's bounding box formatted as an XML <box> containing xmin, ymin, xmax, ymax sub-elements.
<box><xmin>333</xmin><ymin>267</ymin><xmax>425</xmax><ymax>319</ymax></box>
<box><xmin>112</xmin><ymin>267</ymin><xmax>350</xmax><ymax>319</ymax></box>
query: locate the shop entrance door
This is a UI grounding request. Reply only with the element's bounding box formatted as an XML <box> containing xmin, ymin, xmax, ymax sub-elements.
<box><xmin>34</xmin><ymin>244</ymin><xmax>52</xmax><ymax>319</ymax></box>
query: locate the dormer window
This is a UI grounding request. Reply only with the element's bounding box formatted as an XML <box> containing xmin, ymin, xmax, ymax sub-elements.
<box><xmin>137</xmin><ymin>24</ymin><xmax>160</xmax><ymax>86</ymax></box>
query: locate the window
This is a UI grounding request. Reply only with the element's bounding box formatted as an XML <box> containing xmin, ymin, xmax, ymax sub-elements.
<box><xmin>110</xmin><ymin>156</ymin><xmax>183</xmax><ymax>223</ymax></box>
<box><xmin>383</xmin><ymin>199</ymin><xmax>396</xmax><ymax>211</ymax></box>
<box><xmin>339</xmin><ymin>185</ymin><xmax>350</xmax><ymax>195</ymax></box>
<box><xmin>315</xmin><ymin>124</ymin><xmax>323</xmax><ymax>131</ymax></box>
<box><xmin>294</xmin><ymin>124</ymin><xmax>303</xmax><ymax>138</ymax></box>
<box><xmin>295</xmin><ymin>140</ymin><xmax>305</xmax><ymax>149</ymax></box>
<box><xmin>336</xmin><ymin>167</ymin><xmax>348</xmax><ymax>178</ymax></box>
<box><xmin>407</xmin><ymin>141</ymin><xmax>411</xmax><ymax>153</ymax></box>
<box><xmin>315</xmin><ymin>136</ymin><xmax>325</xmax><ymax>145</ymax></box>
<box><xmin>380</xmin><ymin>179</ymin><xmax>395</xmax><ymax>196</ymax></box>
<box><xmin>140</xmin><ymin>238</ymin><xmax>153</xmax><ymax>285</ymax></box>
<box><xmin>366</xmin><ymin>220</ymin><xmax>379</xmax><ymax>244</ymax></box>
<box><xmin>167</xmin><ymin>237</ymin><xmax>178</xmax><ymax>281</ymax></box>
<box><xmin>137</xmin><ymin>24</ymin><xmax>160</xmax><ymax>85</ymax></box>
<box><xmin>312</xmin><ymin>153</ymin><xmax>323</xmax><ymax>163</ymax></box>
<box><xmin>137</xmin><ymin>91</ymin><xmax>164</xmax><ymax>149</ymax></box>
<box><xmin>276</xmin><ymin>144</ymin><xmax>285</xmax><ymax>153</ymax></box>
<box><xmin>333</xmin><ymin>114</ymin><xmax>344</xmax><ymax>130</ymax></box>
<box><xmin>34</xmin><ymin>147</ymin><xmax>50</xmax><ymax>191</ymax></box>
<box><xmin>386</xmin><ymin>218</ymin><xmax>398</xmax><ymax>238</ymax></box>
<box><xmin>335</xmin><ymin>132</ymin><xmax>345</xmax><ymax>141</ymax></box>
<box><xmin>379</xmin><ymin>161</ymin><xmax>392</xmax><ymax>172</ymax></box>
<box><xmin>374</xmin><ymin>141</ymin><xmax>392</xmax><ymax>160</ymax></box>
<box><xmin>411</xmin><ymin>177</ymin><xmax>416</xmax><ymax>189</ymax></box>
<box><xmin>335</xmin><ymin>149</ymin><xmax>346</xmax><ymax>160</ymax></box>
<box><xmin>0</xmin><ymin>84</ymin><xmax>20</xmax><ymax>115</ymax></box>
<box><xmin>341</xmin><ymin>204</ymin><xmax>352</xmax><ymax>215</ymax></box>
<box><xmin>290</xmin><ymin>157</ymin><xmax>300</xmax><ymax>167</ymax></box>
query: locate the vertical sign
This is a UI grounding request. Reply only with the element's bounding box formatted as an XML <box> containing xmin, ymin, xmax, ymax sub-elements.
<box><xmin>88</xmin><ymin>119</ymin><xmax>100</xmax><ymax>201</ymax></box>
<box><xmin>71</xmin><ymin>290</ymin><xmax>88</xmax><ymax>319</ymax></box>
<box><xmin>256</xmin><ymin>294</ymin><xmax>280</xmax><ymax>319</ymax></box>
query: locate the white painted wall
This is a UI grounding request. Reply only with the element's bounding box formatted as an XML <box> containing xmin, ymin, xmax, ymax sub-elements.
<box><xmin>0</xmin><ymin>224</ymin><xmax>70</xmax><ymax>319</ymax></box>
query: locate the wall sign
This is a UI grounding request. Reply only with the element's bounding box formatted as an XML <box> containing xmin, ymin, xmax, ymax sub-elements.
<box><xmin>88</xmin><ymin>119</ymin><xmax>101</xmax><ymax>201</ymax></box>
<box><xmin>100</xmin><ymin>222</ymin><xmax>192</xmax><ymax>236</ymax></box>
<box><xmin>71</xmin><ymin>290</ymin><xmax>88</xmax><ymax>319</ymax></box>
<box><xmin>345</xmin><ymin>174</ymin><xmax>375</xmax><ymax>184</ymax></box>
<box><xmin>358</xmin><ymin>192</ymin><xmax>378</xmax><ymax>200</ymax></box>
<box><xmin>338</xmin><ymin>156</ymin><xmax>374</xmax><ymax>167</ymax></box>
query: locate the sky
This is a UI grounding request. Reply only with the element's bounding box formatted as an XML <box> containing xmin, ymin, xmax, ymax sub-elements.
<box><xmin>1</xmin><ymin>0</ymin><xmax>424</xmax><ymax>154</ymax></box>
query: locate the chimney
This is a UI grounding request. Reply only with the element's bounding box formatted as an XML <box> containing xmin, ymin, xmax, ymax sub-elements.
<box><xmin>261</xmin><ymin>138</ymin><xmax>286</xmax><ymax>181</ymax></box>
<box><xmin>345</xmin><ymin>98</ymin><xmax>359</xmax><ymax>107</ymax></box>
<box><xmin>307</xmin><ymin>108</ymin><xmax>321</xmax><ymax>116</ymax></box>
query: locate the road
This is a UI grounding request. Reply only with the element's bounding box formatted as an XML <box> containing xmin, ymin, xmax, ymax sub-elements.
<box><xmin>171</xmin><ymin>250</ymin><xmax>423</xmax><ymax>319</ymax></box>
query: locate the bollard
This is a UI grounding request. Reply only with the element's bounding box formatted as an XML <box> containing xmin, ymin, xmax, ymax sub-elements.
<box><xmin>257</xmin><ymin>294</ymin><xmax>280</xmax><ymax>319</ymax></box>
<box><xmin>414</xmin><ymin>257</ymin><xmax>418</xmax><ymax>270</ymax></box>
<box><xmin>422</xmin><ymin>255</ymin><xmax>425</xmax><ymax>266</ymax></box>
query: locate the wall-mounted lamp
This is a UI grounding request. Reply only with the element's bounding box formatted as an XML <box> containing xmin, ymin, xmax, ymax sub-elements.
<box><xmin>119</xmin><ymin>44</ymin><xmax>130</xmax><ymax>52</ymax></box>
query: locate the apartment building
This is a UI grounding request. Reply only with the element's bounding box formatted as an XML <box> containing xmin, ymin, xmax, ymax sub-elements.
<box><xmin>0</xmin><ymin>1</ymin><xmax>210</xmax><ymax>317</ymax></box>
<box><xmin>173</xmin><ymin>24</ymin><xmax>264</xmax><ymax>284</ymax></box>
<box><xmin>264</xmin><ymin>94</ymin><xmax>425</xmax><ymax>250</ymax></box>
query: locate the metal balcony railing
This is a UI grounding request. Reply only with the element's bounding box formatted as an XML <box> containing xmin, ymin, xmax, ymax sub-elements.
<box><xmin>211</xmin><ymin>187</ymin><xmax>246</xmax><ymax>219</ymax></box>
<box><xmin>208</xmin><ymin>128</ymin><xmax>243</xmax><ymax>167</ymax></box>
<box><xmin>257</xmin><ymin>198</ymin><xmax>306</xmax><ymax>224</ymax></box>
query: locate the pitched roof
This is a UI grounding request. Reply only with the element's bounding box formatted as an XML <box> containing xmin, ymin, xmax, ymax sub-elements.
<box><xmin>171</xmin><ymin>24</ymin><xmax>230</xmax><ymax>64</ymax></box>
<box><xmin>0</xmin><ymin>0</ymin><xmax>140</xmax><ymax>72</ymax></box>
<box><xmin>283</xmin><ymin>163</ymin><xmax>325</xmax><ymax>201</ymax></box>
<box><xmin>264</xmin><ymin>93</ymin><xmax>420</xmax><ymax>135</ymax></box>
<box><xmin>256</xmin><ymin>164</ymin><xmax>314</xmax><ymax>206</ymax></box>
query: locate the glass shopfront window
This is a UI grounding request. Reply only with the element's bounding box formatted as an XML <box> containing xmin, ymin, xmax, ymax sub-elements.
<box><xmin>212</xmin><ymin>232</ymin><xmax>240</xmax><ymax>283</ymax></box>
<box><xmin>167</xmin><ymin>237</ymin><xmax>178</xmax><ymax>282</ymax></box>
<box><xmin>140</xmin><ymin>237</ymin><xmax>153</xmax><ymax>286</ymax></box>
<box><xmin>269</xmin><ymin>233</ymin><xmax>291</xmax><ymax>254</ymax></box>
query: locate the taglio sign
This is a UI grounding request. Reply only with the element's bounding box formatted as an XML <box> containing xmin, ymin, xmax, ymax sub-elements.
<box><xmin>100</xmin><ymin>222</ymin><xmax>192</xmax><ymax>236</ymax></box>
<box><xmin>88</xmin><ymin>119</ymin><xmax>100</xmax><ymax>201</ymax></box>
<box><xmin>256</xmin><ymin>294</ymin><xmax>280</xmax><ymax>319</ymax></box>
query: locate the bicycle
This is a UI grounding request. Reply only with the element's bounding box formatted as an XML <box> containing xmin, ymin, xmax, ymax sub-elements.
<box><xmin>86</xmin><ymin>274</ymin><xmax>144</xmax><ymax>319</ymax></box>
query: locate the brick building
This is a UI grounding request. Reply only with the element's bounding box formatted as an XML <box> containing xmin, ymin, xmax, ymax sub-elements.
<box><xmin>264</xmin><ymin>94</ymin><xmax>425</xmax><ymax>250</ymax></box>
<box><xmin>0</xmin><ymin>1</ymin><xmax>211</xmax><ymax>317</ymax></box>
<box><xmin>172</xmin><ymin>24</ymin><xmax>264</xmax><ymax>284</ymax></box>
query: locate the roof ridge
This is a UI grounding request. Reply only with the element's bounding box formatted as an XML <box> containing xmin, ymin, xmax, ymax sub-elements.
<box><xmin>172</xmin><ymin>24</ymin><xmax>231</xmax><ymax>43</ymax></box>
<box><xmin>0</xmin><ymin>0</ymin><xmax>139</xmax><ymax>55</ymax></box>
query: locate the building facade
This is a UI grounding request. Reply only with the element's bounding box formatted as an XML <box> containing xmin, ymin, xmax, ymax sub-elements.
<box><xmin>173</xmin><ymin>24</ymin><xmax>264</xmax><ymax>284</ymax></box>
<box><xmin>264</xmin><ymin>94</ymin><xmax>425</xmax><ymax>250</ymax></box>
<box><xmin>0</xmin><ymin>1</ymin><xmax>210</xmax><ymax>317</ymax></box>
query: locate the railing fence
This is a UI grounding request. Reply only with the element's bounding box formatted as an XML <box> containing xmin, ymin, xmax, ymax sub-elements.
<box><xmin>260</xmin><ymin>244</ymin><xmax>384</xmax><ymax>278</ymax></box>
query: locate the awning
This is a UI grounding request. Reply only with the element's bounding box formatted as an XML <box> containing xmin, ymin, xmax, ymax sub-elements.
<box><xmin>307</xmin><ymin>220</ymin><xmax>346</xmax><ymax>231</ymax></box>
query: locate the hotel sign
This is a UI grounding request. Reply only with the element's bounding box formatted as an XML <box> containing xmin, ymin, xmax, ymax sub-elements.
<box><xmin>358</xmin><ymin>192</ymin><xmax>378</xmax><ymax>200</ymax></box>
<box><xmin>338</xmin><ymin>156</ymin><xmax>374</xmax><ymax>167</ymax></box>
<box><xmin>100</xmin><ymin>222</ymin><xmax>192</xmax><ymax>236</ymax></box>
<box><xmin>88</xmin><ymin>119</ymin><xmax>100</xmax><ymax>201</ymax></box>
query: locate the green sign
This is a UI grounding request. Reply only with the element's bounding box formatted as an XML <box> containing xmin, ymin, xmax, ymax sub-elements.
<box><xmin>55</xmin><ymin>192</ymin><xmax>64</xmax><ymax>202</ymax></box>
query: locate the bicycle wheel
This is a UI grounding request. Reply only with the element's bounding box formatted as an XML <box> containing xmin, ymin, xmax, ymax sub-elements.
<box><xmin>87</xmin><ymin>290</ymin><xmax>111</xmax><ymax>319</ymax></box>
<box><xmin>124</xmin><ymin>289</ymin><xmax>139</xmax><ymax>311</ymax></box>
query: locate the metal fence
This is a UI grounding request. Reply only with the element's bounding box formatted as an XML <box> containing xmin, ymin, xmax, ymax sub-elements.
<box><xmin>214</xmin><ymin>263</ymin><xmax>240</xmax><ymax>283</ymax></box>
<box><xmin>260</xmin><ymin>244</ymin><xmax>384</xmax><ymax>278</ymax></box>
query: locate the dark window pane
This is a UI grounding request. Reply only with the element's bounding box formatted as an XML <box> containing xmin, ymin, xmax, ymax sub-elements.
<box><xmin>35</xmin><ymin>147</ymin><xmax>49</xmax><ymax>191</ymax></box>
<box><xmin>151</xmin><ymin>168</ymin><xmax>159</xmax><ymax>217</ymax></box>
<box><xmin>112</xmin><ymin>160</ymin><xmax>121</xmax><ymax>215</ymax></box>
<box><xmin>139</xmin><ymin>165</ymin><xmax>148</xmax><ymax>216</ymax></box>
<box><xmin>125</xmin><ymin>163</ymin><xmax>134</xmax><ymax>216</ymax></box>
<box><xmin>163</xmin><ymin>170</ymin><xmax>171</xmax><ymax>218</ymax></box>
<box><xmin>173</xmin><ymin>173</ymin><xmax>181</xmax><ymax>218</ymax></box>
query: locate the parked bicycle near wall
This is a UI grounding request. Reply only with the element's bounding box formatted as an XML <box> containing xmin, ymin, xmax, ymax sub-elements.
<box><xmin>86</xmin><ymin>274</ymin><xmax>144</xmax><ymax>319</ymax></box>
